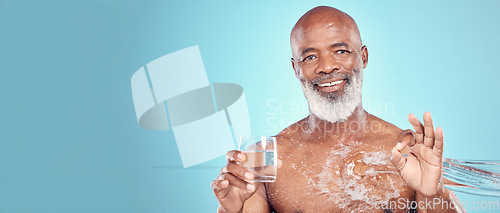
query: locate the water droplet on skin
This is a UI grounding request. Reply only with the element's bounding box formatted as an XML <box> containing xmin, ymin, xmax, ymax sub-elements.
<box><xmin>305</xmin><ymin>141</ymin><xmax>402</xmax><ymax>210</ymax></box>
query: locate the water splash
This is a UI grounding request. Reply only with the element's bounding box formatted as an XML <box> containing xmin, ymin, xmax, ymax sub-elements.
<box><xmin>443</xmin><ymin>158</ymin><xmax>500</xmax><ymax>198</ymax></box>
<box><xmin>307</xmin><ymin>143</ymin><xmax>406</xmax><ymax>210</ymax></box>
<box><xmin>355</xmin><ymin>151</ymin><xmax>500</xmax><ymax>198</ymax></box>
<box><xmin>369</xmin><ymin>153</ymin><xmax>500</xmax><ymax>198</ymax></box>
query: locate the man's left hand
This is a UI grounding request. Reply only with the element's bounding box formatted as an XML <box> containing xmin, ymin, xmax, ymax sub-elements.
<box><xmin>391</xmin><ymin>111</ymin><xmax>444</xmax><ymax>196</ymax></box>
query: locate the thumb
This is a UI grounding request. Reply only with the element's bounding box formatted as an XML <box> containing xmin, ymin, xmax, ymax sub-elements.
<box><xmin>211</xmin><ymin>179</ymin><xmax>229</xmax><ymax>198</ymax></box>
<box><xmin>398</xmin><ymin>129</ymin><xmax>415</xmax><ymax>148</ymax></box>
<box><xmin>391</xmin><ymin>145</ymin><xmax>407</xmax><ymax>171</ymax></box>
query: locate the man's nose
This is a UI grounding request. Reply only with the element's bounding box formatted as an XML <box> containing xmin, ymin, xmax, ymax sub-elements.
<box><xmin>315</xmin><ymin>55</ymin><xmax>341</xmax><ymax>74</ymax></box>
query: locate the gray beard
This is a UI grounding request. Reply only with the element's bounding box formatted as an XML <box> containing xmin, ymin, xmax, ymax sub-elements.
<box><xmin>299</xmin><ymin>70</ymin><xmax>363</xmax><ymax>123</ymax></box>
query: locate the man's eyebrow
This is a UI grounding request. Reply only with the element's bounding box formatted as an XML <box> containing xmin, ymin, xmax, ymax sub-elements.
<box><xmin>300</xmin><ymin>42</ymin><xmax>350</xmax><ymax>56</ymax></box>
<box><xmin>331</xmin><ymin>42</ymin><xmax>349</xmax><ymax>48</ymax></box>
<box><xmin>301</xmin><ymin>47</ymin><xmax>316</xmax><ymax>56</ymax></box>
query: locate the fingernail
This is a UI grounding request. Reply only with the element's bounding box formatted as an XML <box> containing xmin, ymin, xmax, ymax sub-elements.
<box><xmin>396</xmin><ymin>142</ymin><xmax>402</xmax><ymax>150</ymax></box>
<box><xmin>245</xmin><ymin>172</ymin><xmax>254</xmax><ymax>180</ymax></box>
<box><xmin>247</xmin><ymin>184</ymin><xmax>255</xmax><ymax>192</ymax></box>
<box><xmin>221</xmin><ymin>180</ymin><xmax>228</xmax><ymax>187</ymax></box>
<box><xmin>238</xmin><ymin>153</ymin><xmax>245</xmax><ymax>161</ymax></box>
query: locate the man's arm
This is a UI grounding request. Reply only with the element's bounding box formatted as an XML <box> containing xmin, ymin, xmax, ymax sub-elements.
<box><xmin>216</xmin><ymin>174</ymin><xmax>271</xmax><ymax>213</ymax></box>
<box><xmin>213</xmin><ymin>150</ymin><xmax>261</xmax><ymax>213</ymax></box>
<box><xmin>391</xmin><ymin>112</ymin><xmax>462</xmax><ymax>213</ymax></box>
<box><xmin>213</xmin><ymin>150</ymin><xmax>275</xmax><ymax>213</ymax></box>
<box><xmin>241</xmin><ymin>184</ymin><xmax>271</xmax><ymax>213</ymax></box>
<box><xmin>415</xmin><ymin>187</ymin><xmax>465</xmax><ymax>212</ymax></box>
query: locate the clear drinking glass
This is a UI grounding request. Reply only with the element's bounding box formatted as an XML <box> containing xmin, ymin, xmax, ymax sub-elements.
<box><xmin>238</xmin><ymin>136</ymin><xmax>278</xmax><ymax>182</ymax></box>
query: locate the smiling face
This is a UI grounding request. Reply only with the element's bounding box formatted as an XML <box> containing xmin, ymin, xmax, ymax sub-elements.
<box><xmin>290</xmin><ymin>6</ymin><xmax>368</xmax><ymax>123</ymax></box>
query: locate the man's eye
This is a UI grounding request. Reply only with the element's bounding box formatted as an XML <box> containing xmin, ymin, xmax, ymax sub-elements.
<box><xmin>303</xmin><ymin>55</ymin><xmax>315</xmax><ymax>61</ymax></box>
<box><xmin>336</xmin><ymin>50</ymin><xmax>348</xmax><ymax>54</ymax></box>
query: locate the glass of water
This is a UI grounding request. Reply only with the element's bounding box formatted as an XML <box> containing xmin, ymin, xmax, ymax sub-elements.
<box><xmin>238</xmin><ymin>136</ymin><xmax>278</xmax><ymax>182</ymax></box>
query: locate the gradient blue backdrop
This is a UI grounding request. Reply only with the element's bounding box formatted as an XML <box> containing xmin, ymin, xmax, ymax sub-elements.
<box><xmin>1</xmin><ymin>0</ymin><xmax>499</xmax><ymax>212</ymax></box>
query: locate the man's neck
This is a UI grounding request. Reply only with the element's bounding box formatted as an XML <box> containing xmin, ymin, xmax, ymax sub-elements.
<box><xmin>305</xmin><ymin>106</ymin><xmax>368</xmax><ymax>138</ymax></box>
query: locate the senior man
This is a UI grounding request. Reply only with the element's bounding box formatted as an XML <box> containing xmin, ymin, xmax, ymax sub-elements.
<box><xmin>212</xmin><ymin>6</ymin><xmax>463</xmax><ymax>213</ymax></box>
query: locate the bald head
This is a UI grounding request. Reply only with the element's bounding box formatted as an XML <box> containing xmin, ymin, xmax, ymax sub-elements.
<box><xmin>289</xmin><ymin>6</ymin><xmax>368</xmax><ymax>123</ymax></box>
<box><xmin>290</xmin><ymin>6</ymin><xmax>363</xmax><ymax>59</ymax></box>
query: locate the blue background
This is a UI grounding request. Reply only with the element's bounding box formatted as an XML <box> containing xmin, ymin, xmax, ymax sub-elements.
<box><xmin>1</xmin><ymin>0</ymin><xmax>499</xmax><ymax>212</ymax></box>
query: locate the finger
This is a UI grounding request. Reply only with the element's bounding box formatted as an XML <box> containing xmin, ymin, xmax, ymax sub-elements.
<box><xmin>423</xmin><ymin>111</ymin><xmax>435</xmax><ymax>147</ymax></box>
<box><xmin>391</xmin><ymin>146</ymin><xmax>407</xmax><ymax>171</ymax></box>
<box><xmin>433</xmin><ymin>127</ymin><xmax>444</xmax><ymax>157</ymax></box>
<box><xmin>411</xmin><ymin>143</ymin><xmax>441</xmax><ymax>167</ymax></box>
<box><xmin>220</xmin><ymin>173</ymin><xmax>256</xmax><ymax>193</ymax></box>
<box><xmin>397</xmin><ymin>129</ymin><xmax>416</xmax><ymax>149</ymax></box>
<box><xmin>226</xmin><ymin>150</ymin><xmax>246</xmax><ymax>163</ymax></box>
<box><xmin>211</xmin><ymin>179</ymin><xmax>229</xmax><ymax>197</ymax></box>
<box><xmin>225</xmin><ymin>162</ymin><xmax>254</xmax><ymax>181</ymax></box>
<box><xmin>408</xmin><ymin>113</ymin><xmax>424</xmax><ymax>144</ymax></box>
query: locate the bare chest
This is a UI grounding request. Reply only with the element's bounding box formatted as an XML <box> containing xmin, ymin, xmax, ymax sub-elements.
<box><xmin>267</xmin><ymin>141</ymin><xmax>415</xmax><ymax>212</ymax></box>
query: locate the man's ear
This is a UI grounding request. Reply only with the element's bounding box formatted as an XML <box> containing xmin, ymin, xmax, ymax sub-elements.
<box><xmin>291</xmin><ymin>58</ymin><xmax>299</xmax><ymax>78</ymax></box>
<box><xmin>361</xmin><ymin>45</ymin><xmax>368</xmax><ymax>68</ymax></box>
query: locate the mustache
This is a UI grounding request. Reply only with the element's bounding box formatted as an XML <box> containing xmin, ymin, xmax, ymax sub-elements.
<box><xmin>310</xmin><ymin>73</ymin><xmax>352</xmax><ymax>85</ymax></box>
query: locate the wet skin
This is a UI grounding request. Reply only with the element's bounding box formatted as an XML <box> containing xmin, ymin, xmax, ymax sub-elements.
<box><xmin>213</xmin><ymin>6</ymin><xmax>458</xmax><ymax>213</ymax></box>
<box><xmin>264</xmin><ymin>7</ymin><xmax>416</xmax><ymax>211</ymax></box>
<box><xmin>268</xmin><ymin>114</ymin><xmax>415</xmax><ymax>212</ymax></box>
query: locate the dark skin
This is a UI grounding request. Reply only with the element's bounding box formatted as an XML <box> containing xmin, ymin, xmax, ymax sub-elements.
<box><xmin>267</xmin><ymin>114</ymin><xmax>415</xmax><ymax>212</ymax></box>
<box><xmin>212</xmin><ymin>6</ymin><xmax>460</xmax><ymax>213</ymax></box>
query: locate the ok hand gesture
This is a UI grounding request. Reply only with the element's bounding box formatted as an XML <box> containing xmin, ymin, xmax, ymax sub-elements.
<box><xmin>391</xmin><ymin>112</ymin><xmax>444</xmax><ymax>196</ymax></box>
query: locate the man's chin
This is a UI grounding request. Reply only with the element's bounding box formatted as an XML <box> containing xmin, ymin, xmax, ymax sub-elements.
<box><xmin>317</xmin><ymin>89</ymin><xmax>344</xmax><ymax>101</ymax></box>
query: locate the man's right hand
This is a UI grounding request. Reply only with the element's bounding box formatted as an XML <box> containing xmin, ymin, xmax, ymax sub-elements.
<box><xmin>211</xmin><ymin>150</ymin><xmax>261</xmax><ymax>213</ymax></box>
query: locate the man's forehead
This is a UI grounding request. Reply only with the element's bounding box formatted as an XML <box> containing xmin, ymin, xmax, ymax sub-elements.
<box><xmin>291</xmin><ymin>21</ymin><xmax>361</xmax><ymax>53</ymax></box>
<box><xmin>290</xmin><ymin>7</ymin><xmax>362</xmax><ymax>56</ymax></box>
<box><xmin>294</xmin><ymin>21</ymin><xmax>353</xmax><ymax>40</ymax></box>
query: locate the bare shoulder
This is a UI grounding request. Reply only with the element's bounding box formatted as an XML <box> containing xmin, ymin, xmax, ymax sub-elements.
<box><xmin>364</xmin><ymin>113</ymin><xmax>407</xmax><ymax>147</ymax></box>
<box><xmin>274</xmin><ymin>117</ymin><xmax>309</xmax><ymax>153</ymax></box>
